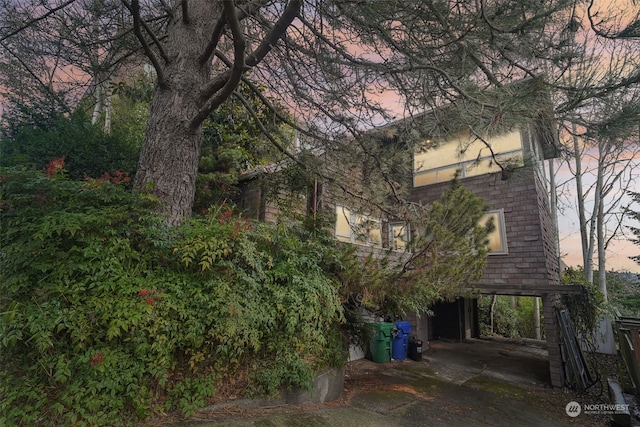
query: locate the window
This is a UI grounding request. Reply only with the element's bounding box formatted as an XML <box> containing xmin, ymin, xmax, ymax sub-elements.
<box><xmin>389</xmin><ymin>222</ymin><xmax>410</xmax><ymax>251</ymax></box>
<box><xmin>335</xmin><ymin>205</ymin><xmax>382</xmax><ymax>248</ymax></box>
<box><xmin>480</xmin><ymin>209</ymin><xmax>508</xmax><ymax>255</ymax></box>
<box><xmin>413</xmin><ymin>130</ymin><xmax>524</xmax><ymax>187</ymax></box>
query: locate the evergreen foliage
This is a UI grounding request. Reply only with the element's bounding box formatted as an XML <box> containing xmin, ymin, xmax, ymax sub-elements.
<box><xmin>336</xmin><ymin>179</ymin><xmax>491</xmax><ymax>318</ymax></box>
<box><xmin>0</xmin><ymin>105</ymin><xmax>141</xmax><ymax>180</ymax></box>
<box><xmin>606</xmin><ymin>271</ymin><xmax>640</xmax><ymax>317</ymax></box>
<box><xmin>195</xmin><ymin>82</ymin><xmax>293</xmax><ymax>213</ymax></box>
<box><xmin>478</xmin><ymin>296</ymin><xmax>519</xmax><ymax>338</ymax></box>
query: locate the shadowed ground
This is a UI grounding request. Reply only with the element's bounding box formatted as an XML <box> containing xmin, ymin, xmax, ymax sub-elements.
<box><xmin>154</xmin><ymin>338</ymin><xmax>619</xmax><ymax>426</ymax></box>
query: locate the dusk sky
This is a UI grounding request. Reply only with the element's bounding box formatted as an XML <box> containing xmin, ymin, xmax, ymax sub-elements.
<box><xmin>555</xmin><ymin>156</ymin><xmax>640</xmax><ymax>274</ymax></box>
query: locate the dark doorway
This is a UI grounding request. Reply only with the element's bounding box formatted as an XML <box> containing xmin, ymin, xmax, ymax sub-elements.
<box><xmin>429</xmin><ymin>298</ymin><xmax>479</xmax><ymax>341</ymax></box>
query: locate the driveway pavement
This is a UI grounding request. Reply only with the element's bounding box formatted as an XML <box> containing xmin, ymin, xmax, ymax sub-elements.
<box><xmin>161</xmin><ymin>338</ymin><xmax>615</xmax><ymax>427</ymax></box>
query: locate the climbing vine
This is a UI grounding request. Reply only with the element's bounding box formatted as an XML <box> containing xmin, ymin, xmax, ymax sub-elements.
<box><xmin>561</xmin><ymin>268</ymin><xmax>606</xmax><ymax>347</ymax></box>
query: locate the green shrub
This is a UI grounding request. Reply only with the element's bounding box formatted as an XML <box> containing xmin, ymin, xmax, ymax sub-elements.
<box><xmin>478</xmin><ymin>296</ymin><xmax>519</xmax><ymax>338</ymax></box>
<box><xmin>605</xmin><ymin>271</ymin><xmax>640</xmax><ymax>317</ymax></box>
<box><xmin>0</xmin><ymin>109</ymin><xmax>140</xmax><ymax>180</ymax></box>
<box><xmin>0</xmin><ymin>167</ymin><xmax>344</xmax><ymax>426</ymax></box>
<box><xmin>514</xmin><ymin>297</ymin><xmax>538</xmax><ymax>339</ymax></box>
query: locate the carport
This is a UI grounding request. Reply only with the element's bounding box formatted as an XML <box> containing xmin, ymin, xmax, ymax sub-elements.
<box><xmin>409</xmin><ymin>284</ymin><xmax>585</xmax><ymax>388</ymax></box>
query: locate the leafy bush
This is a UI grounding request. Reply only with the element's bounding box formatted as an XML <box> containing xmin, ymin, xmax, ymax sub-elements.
<box><xmin>603</xmin><ymin>271</ymin><xmax>640</xmax><ymax>317</ymax></box>
<box><xmin>514</xmin><ymin>297</ymin><xmax>541</xmax><ymax>339</ymax></box>
<box><xmin>0</xmin><ymin>167</ymin><xmax>344</xmax><ymax>425</ymax></box>
<box><xmin>478</xmin><ymin>296</ymin><xmax>546</xmax><ymax>339</ymax></box>
<box><xmin>194</xmin><ymin>82</ymin><xmax>293</xmax><ymax>213</ymax></box>
<box><xmin>478</xmin><ymin>296</ymin><xmax>519</xmax><ymax>338</ymax></box>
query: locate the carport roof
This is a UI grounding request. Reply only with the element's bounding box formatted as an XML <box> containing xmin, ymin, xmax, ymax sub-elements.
<box><xmin>468</xmin><ymin>283</ymin><xmax>584</xmax><ymax>296</ymax></box>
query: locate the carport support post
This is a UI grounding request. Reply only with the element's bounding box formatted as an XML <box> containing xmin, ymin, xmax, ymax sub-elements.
<box><xmin>542</xmin><ymin>293</ymin><xmax>565</xmax><ymax>388</ymax></box>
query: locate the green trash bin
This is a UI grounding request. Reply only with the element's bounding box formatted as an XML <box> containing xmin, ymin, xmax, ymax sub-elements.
<box><xmin>369</xmin><ymin>322</ymin><xmax>393</xmax><ymax>363</ymax></box>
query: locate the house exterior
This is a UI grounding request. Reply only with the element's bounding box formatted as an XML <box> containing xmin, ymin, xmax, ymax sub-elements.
<box><xmin>234</xmin><ymin>92</ymin><xmax>575</xmax><ymax>388</ymax></box>
<box><xmin>406</xmin><ymin>118</ymin><xmax>570</xmax><ymax>387</ymax></box>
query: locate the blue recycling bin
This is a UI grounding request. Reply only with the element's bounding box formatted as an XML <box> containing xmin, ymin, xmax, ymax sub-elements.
<box><xmin>392</xmin><ymin>320</ymin><xmax>411</xmax><ymax>360</ymax></box>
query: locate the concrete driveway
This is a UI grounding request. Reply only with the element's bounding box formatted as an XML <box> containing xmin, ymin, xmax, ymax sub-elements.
<box><xmin>161</xmin><ymin>338</ymin><xmax>612</xmax><ymax>427</ymax></box>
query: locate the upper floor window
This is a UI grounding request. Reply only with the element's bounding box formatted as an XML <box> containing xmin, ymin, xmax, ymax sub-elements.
<box><xmin>413</xmin><ymin>130</ymin><xmax>524</xmax><ymax>187</ymax></box>
<box><xmin>335</xmin><ymin>205</ymin><xmax>382</xmax><ymax>248</ymax></box>
<box><xmin>480</xmin><ymin>209</ymin><xmax>508</xmax><ymax>255</ymax></box>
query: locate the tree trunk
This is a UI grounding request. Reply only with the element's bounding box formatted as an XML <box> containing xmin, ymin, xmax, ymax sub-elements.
<box><xmin>572</xmin><ymin>126</ymin><xmax>593</xmax><ymax>281</ymax></box>
<box><xmin>103</xmin><ymin>78</ymin><xmax>112</xmax><ymax>134</ymax></box>
<box><xmin>533</xmin><ymin>297</ymin><xmax>541</xmax><ymax>340</ymax></box>
<box><xmin>548</xmin><ymin>158</ymin><xmax>560</xmax><ymax>259</ymax></box>
<box><xmin>91</xmin><ymin>82</ymin><xmax>103</xmax><ymax>125</ymax></box>
<box><xmin>596</xmin><ymin>140</ymin><xmax>608</xmax><ymax>302</ymax></box>
<box><xmin>134</xmin><ymin>1</ymin><xmax>222</xmax><ymax>225</ymax></box>
<box><xmin>490</xmin><ymin>294</ymin><xmax>497</xmax><ymax>334</ymax></box>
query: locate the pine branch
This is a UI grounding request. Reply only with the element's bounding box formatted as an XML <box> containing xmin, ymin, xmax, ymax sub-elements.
<box><xmin>198</xmin><ymin>0</ymin><xmax>268</xmax><ymax>66</ymax></box>
<box><xmin>586</xmin><ymin>0</ymin><xmax>637</xmax><ymax>39</ymax></box>
<box><xmin>198</xmin><ymin>15</ymin><xmax>226</xmax><ymax>66</ymax></box>
<box><xmin>0</xmin><ymin>0</ymin><xmax>78</xmax><ymax>44</ymax></box>
<box><xmin>0</xmin><ymin>41</ymin><xmax>71</xmax><ymax>114</ymax></box>
<box><xmin>123</xmin><ymin>0</ymin><xmax>167</xmax><ymax>87</ymax></box>
<box><xmin>232</xmin><ymin>91</ymin><xmax>303</xmax><ymax>167</ymax></box>
<box><xmin>192</xmin><ymin>0</ymin><xmax>300</xmax><ymax>129</ymax></box>
<box><xmin>189</xmin><ymin>0</ymin><xmax>247</xmax><ymax>129</ymax></box>
<box><xmin>214</xmin><ymin>51</ymin><xmax>317</xmax><ymax>140</ymax></box>
<box><xmin>245</xmin><ymin>0</ymin><xmax>301</xmax><ymax>67</ymax></box>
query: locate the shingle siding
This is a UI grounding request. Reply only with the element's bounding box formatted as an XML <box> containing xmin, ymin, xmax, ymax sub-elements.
<box><xmin>409</xmin><ymin>167</ymin><xmax>560</xmax><ymax>291</ymax></box>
